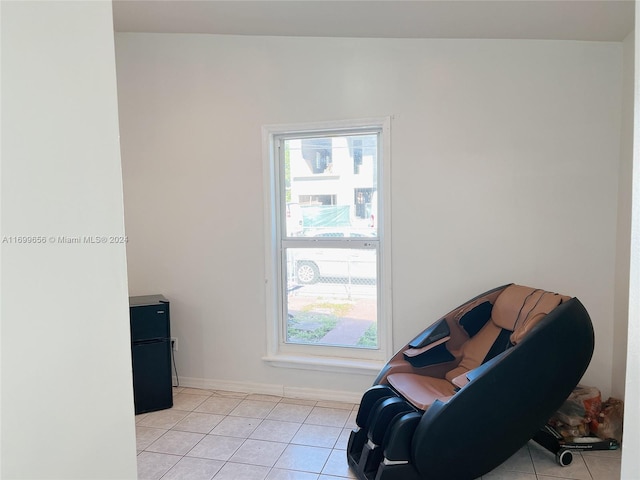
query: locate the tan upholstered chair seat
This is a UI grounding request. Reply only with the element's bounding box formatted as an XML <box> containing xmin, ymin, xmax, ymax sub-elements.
<box><xmin>387</xmin><ymin>373</ymin><xmax>456</xmax><ymax>410</ymax></box>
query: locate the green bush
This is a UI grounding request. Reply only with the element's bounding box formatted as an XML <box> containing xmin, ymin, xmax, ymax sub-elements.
<box><xmin>357</xmin><ymin>323</ymin><xmax>377</xmax><ymax>347</ymax></box>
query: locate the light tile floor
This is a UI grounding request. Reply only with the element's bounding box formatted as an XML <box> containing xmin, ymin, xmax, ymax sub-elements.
<box><xmin>136</xmin><ymin>387</ymin><xmax>621</xmax><ymax>480</ymax></box>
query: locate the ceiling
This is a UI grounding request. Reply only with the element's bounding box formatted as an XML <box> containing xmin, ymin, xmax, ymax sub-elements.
<box><xmin>112</xmin><ymin>0</ymin><xmax>635</xmax><ymax>42</ymax></box>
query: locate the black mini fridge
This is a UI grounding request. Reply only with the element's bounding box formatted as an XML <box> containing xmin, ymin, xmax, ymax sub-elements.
<box><xmin>129</xmin><ymin>295</ymin><xmax>173</xmax><ymax>414</ymax></box>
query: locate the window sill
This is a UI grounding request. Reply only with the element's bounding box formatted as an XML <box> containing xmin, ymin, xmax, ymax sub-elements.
<box><xmin>262</xmin><ymin>353</ymin><xmax>384</xmax><ymax>376</ymax></box>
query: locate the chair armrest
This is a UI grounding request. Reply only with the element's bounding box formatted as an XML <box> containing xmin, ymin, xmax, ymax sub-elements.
<box><xmin>403</xmin><ymin>336</ymin><xmax>454</xmax><ymax>368</ymax></box>
<box><xmin>450</xmin><ymin>349</ymin><xmax>511</xmax><ymax>389</ymax></box>
<box><xmin>403</xmin><ymin>336</ymin><xmax>450</xmax><ymax>358</ymax></box>
<box><xmin>451</xmin><ymin>370</ymin><xmax>471</xmax><ymax>389</ymax></box>
<box><xmin>409</xmin><ymin>318</ymin><xmax>450</xmax><ymax>348</ymax></box>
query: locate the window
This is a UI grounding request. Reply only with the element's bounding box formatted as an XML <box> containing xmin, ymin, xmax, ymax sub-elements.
<box><xmin>263</xmin><ymin>118</ymin><xmax>391</xmax><ymax>372</ymax></box>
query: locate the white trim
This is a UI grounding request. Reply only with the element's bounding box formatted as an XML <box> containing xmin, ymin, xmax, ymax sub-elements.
<box><xmin>283</xmin><ymin>386</ymin><xmax>363</xmax><ymax>404</ymax></box>
<box><xmin>261</xmin><ymin>354</ymin><xmax>384</xmax><ymax>375</ymax></box>
<box><xmin>379</xmin><ymin>116</ymin><xmax>394</xmax><ymax>360</ymax></box>
<box><xmin>262</xmin><ymin>117</ymin><xmax>393</xmax><ymax>370</ymax></box>
<box><xmin>262</xmin><ymin>124</ymin><xmax>280</xmax><ymax>360</ymax></box>
<box><xmin>263</xmin><ymin>117</ymin><xmax>392</xmax><ymax>138</ymax></box>
<box><xmin>175</xmin><ymin>376</ymin><xmax>285</xmax><ymax>396</ymax></box>
<box><xmin>621</xmin><ymin>15</ymin><xmax>639</xmax><ymax>479</ymax></box>
<box><xmin>173</xmin><ymin>376</ymin><xmax>363</xmax><ymax>403</ymax></box>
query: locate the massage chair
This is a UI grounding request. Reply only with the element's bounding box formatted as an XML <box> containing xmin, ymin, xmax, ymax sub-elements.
<box><xmin>346</xmin><ymin>283</ymin><xmax>594</xmax><ymax>480</ymax></box>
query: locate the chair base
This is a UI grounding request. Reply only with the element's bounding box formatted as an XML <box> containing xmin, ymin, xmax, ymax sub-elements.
<box><xmin>347</xmin><ymin>430</ymin><xmax>423</xmax><ymax>480</ymax></box>
<box><xmin>532</xmin><ymin>424</ymin><xmax>619</xmax><ymax>467</ymax></box>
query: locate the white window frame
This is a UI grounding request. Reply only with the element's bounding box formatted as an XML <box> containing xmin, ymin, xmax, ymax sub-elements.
<box><xmin>262</xmin><ymin>118</ymin><xmax>392</xmax><ymax>374</ymax></box>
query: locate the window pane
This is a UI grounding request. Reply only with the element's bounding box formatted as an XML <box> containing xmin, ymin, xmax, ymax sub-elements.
<box><xmin>284</xmin><ymin>134</ymin><xmax>378</xmax><ymax>238</ymax></box>
<box><xmin>285</xmin><ymin>247</ymin><xmax>378</xmax><ymax>348</ymax></box>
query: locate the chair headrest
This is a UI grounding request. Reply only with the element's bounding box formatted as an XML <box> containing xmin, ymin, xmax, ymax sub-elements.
<box><xmin>492</xmin><ymin>284</ymin><xmax>569</xmax><ymax>343</ymax></box>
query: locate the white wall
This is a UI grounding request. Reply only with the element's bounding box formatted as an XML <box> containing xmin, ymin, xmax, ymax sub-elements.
<box><xmin>613</xmin><ymin>30</ymin><xmax>635</xmax><ymax>400</ymax></box>
<box><xmin>1</xmin><ymin>2</ymin><xmax>138</xmax><ymax>478</ymax></box>
<box><xmin>622</xmin><ymin>4</ymin><xmax>640</xmax><ymax>477</ymax></box>
<box><xmin>116</xmin><ymin>34</ymin><xmax>623</xmax><ymax>398</ymax></box>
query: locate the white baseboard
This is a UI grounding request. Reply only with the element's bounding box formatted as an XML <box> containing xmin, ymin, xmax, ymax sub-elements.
<box><xmin>283</xmin><ymin>386</ymin><xmax>362</xmax><ymax>404</ymax></box>
<box><xmin>173</xmin><ymin>376</ymin><xmax>363</xmax><ymax>403</ymax></box>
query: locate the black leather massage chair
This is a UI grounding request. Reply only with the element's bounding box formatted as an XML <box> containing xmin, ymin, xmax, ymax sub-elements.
<box><xmin>347</xmin><ymin>284</ymin><xmax>594</xmax><ymax>480</ymax></box>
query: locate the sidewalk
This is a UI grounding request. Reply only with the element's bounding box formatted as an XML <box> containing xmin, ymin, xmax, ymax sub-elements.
<box><xmin>319</xmin><ymin>316</ymin><xmax>373</xmax><ymax>345</ymax></box>
<box><xmin>287</xmin><ymin>296</ymin><xmax>376</xmax><ymax>346</ymax></box>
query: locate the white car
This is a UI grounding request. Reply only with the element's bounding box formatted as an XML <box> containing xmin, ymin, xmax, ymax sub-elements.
<box><xmin>292</xmin><ymin>247</ymin><xmax>377</xmax><ymax>284</ymax></box>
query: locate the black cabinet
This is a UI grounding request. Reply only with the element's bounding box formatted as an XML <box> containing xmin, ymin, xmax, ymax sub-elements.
<box><xmin>130</xmin><ymin>295</ymin><xmax>173</xmax><ymax>414</ymax></box>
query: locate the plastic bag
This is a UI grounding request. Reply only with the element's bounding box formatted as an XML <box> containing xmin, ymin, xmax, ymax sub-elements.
<box><xmin>553</xmin><ymin>385</ymin><xmax>602</xmax><ymax>427</ymax></box>
<box><xmin>553</xmin><ymin>422</ymin><xmax>588</xmax><ymax>440</ymax></box>
<box><xmin>593</xmin><ymin>397</ymin><xmax>624</xmax><ymax>443</ymax></box>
